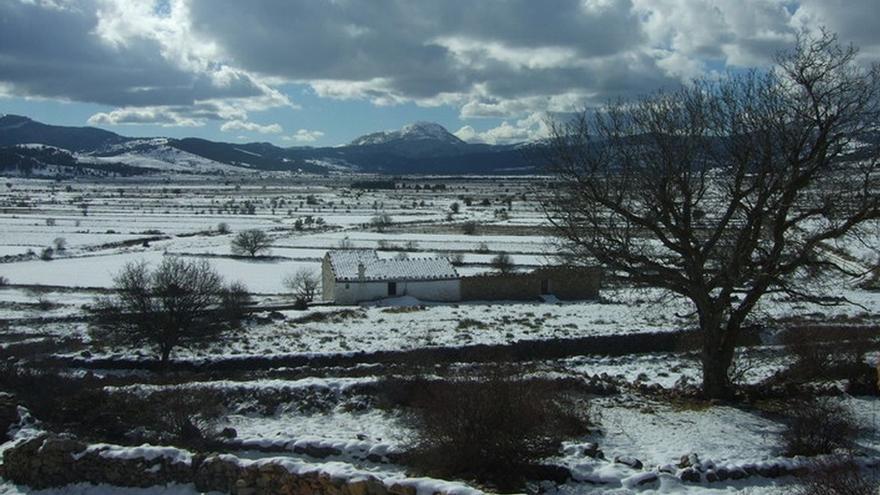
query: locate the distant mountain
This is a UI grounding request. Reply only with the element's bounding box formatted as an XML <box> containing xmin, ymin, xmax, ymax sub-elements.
<box><xmin>0</xmin><ymin>115</ymin><xmax>543</xmax><ymax>176</ymax></box>
<box><xmin>0</xmin><ymin>144</ymin><xmax>154</xmax><ymax>178</ymax></box>
<box><xmin>0</xmin><ymin>114</ymin><xmax>126</xmax><ymax>152</ymax></box>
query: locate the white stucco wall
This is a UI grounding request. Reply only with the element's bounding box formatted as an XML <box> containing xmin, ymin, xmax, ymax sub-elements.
<box><xmin>334</xmin><ymin>278</ymin><xmax>460</xmax><ymax>304</ymax></box>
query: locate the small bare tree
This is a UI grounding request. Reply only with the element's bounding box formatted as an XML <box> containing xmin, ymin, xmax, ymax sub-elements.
<box><xmin>93</xmin><ymin>257</ymin><xmax>242</xmax><ymax>365</ymax></box>
<box><xmin>231</xmin><ymin>229</ymin><xmax>272</xmax><ymax>257</ymax></box>
<box><xmin>283</xmin><ymin>268</ymin><xmax>320</xmax><ymax>304</ymax></box>
<box><xmin>543</xmin><ymin>31</ymin><xmax>880</xmax><ymax>398</ymax></box>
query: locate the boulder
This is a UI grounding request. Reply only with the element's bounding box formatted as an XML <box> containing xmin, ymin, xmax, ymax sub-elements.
<box><xmin>678</xmin><ymin>468</ymin><xmax>701</xmax><ymax>483</ymax></box>
<box><xmin>614</xmin><ymin>456</ymin><xmax>643</xmax><ymax>470</ymax></box>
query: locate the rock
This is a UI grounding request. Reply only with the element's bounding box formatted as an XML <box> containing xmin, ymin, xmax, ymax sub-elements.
<box><xmin>757</xmin><ymin>463</ymin><xmax>784</xmax><ymax>478</ymax></box>
<box><xmin>705</xmin><ymin>470</ymin><xmax>718</xmax><ymax>482</ymax></box>
<box><xmin>658</xmin><ymin>464</ymin><xmax>677</xmax><ymax>475</ymax></box>
<box><xmin>635</xmin><ymin>473</ymin><xmax>659</xmax><ymax>486</ymax></box>
<box><xmin>219</xmin><ymin>427</ymin><xmax>238</xmax><ymax>439</ymax></box>
<box><xmin>679</xmin><ymin>468</ymin><xmax>701</xmax><ymax>483</ymax></box>
<box><xmin>614</xmin><ymin>456</ymin><xmax>643</xmax><ymax>470</ymax></box>
<box><xmin>388</xmin><ymin>483</ymin><xmax>417</xmax><ymax>495</ymax></box>
<box><xmin>582</xmin><ymin>442</ymin><xmax>604</xmax><ymax>459</ymax></box>
<box><xmin>293</xmin><ymin>444</ymin><xmax>342</xmax><ymax>459</ymax></box>
<box><xmin>678</xmin><ymin>453</ymin><xmax>699</xmax><ymax>469</ymax></box>
<box><xmin>528</xmin><ymin>464</ymin><xmax>572</xmax><ymax>483</ymax></box>
<box><xmin>728</xmin><ymin>468</ymin><xmax>748</xmax><ymax>480</ymax></box>
<box><xmin>0</xmin><ymin>393</ymin><xmax>20</xmax><ymax>439</ymax></box>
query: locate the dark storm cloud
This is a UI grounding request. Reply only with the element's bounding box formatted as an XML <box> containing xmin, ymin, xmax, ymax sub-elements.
<box><xmin>0</xmin><ymin>0</ymin><xmax>275</xmax><ymax>122</ymax></box>
<box><xmin>1</xmin><ymin>0</ymin><xmax>878</xmax><ymax>133</ymax></box>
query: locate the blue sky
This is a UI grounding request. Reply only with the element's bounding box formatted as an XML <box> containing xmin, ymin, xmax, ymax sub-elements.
<box><xmin>1</xmin><ymin>0</ymin><xmax>878</xmax><ymax>147</ymax></box>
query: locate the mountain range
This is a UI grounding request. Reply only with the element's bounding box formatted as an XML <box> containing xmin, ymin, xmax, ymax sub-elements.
<box><xmin>0</xmin><ymin>114</ymin><xmax>542</xmax><ymax>177</ymax></box>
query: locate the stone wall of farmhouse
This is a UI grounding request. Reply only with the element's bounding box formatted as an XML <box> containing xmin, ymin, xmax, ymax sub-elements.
<box><xmin>461</xmin><ymin>267</ymin><xmax>601</xmax><ymax>301</ymax></box>
<box><xmin>321</xmin><ymin>255</ymin><xmax>335</xmax><ymax>302</ymax></box>
<box><xmin>0</xmin><ymin>434</ymin><xmax>449</xmax><ymax>495</ymax></box>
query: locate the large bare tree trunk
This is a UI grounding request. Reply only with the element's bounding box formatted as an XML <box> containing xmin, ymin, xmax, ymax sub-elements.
<box><xmin>701</xmin><ymin>346</ymin><xmax>734</xmax><ymax>399</ymax></box>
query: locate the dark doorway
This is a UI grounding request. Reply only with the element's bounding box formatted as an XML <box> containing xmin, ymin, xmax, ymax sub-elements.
<box><xmin>388</xmin><ymin>282</ymin><xmax>397</xmax><ymax>296</ymax></box>
<box><xmin>540</xmin><ymin>279</ymin><xmax>550</xmax><ymax>294</ymax></box>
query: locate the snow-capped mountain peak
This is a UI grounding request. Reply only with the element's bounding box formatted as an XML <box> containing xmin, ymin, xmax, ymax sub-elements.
<box><xmin>349</xmin><ymin>122</ymin><xmax>464</xmax><ymax>146</ymax></box>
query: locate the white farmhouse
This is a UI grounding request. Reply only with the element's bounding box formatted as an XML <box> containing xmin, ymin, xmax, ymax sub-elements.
<box><xmin>322</xmin><ymin>249</ymin><xmax>460</xmax><ymax>304</ymax></box>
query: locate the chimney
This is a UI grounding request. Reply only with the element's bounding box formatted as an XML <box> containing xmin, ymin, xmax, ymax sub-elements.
<box><xmin>357</xmin><ymin>262</ymin><xmax>366</xmax><ymax>281</ymax></box>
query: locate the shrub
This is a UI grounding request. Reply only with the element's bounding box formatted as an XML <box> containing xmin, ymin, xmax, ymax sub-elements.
<box><xmin>0</xmin><ymin>365</ymin><xmax>224</xmax><ymax>449</ymax></box>
<box><xmin>778</xmin><ymin>327</ymin><xmax>878</xmax><ymax>386</ymax></box>
<box><xmin>0</xmin><ymin>275</ymin><xmax>8</xmax><ymax>286</ymax></box>
<box><xmin>220</xmin><ymin>280</ymin><xmax>252</xmax><ymax>323</ymax></box>
<box><xmin>39</xmin><ymin>247</ymin><xmax>54</xmax><ymax>261</ymax></box>
<box><xmin>461</xmin><ymin>221</ymin><xmax>478</xmax><ymax>235</ymax></box>
<box><xmin>781</xmin><ymin>397</ymin><xmax>860</xmax><ymax>456</ymax></box>
<box><xmin>52</xmin><ymin>237</ymin><xmax>66</xmax><ymax>252</ymax></box>
<box><xmin>790</xmin><ymin>459</ymin><xmax>878</xmax><ymax>495</ymax></box>
<box><xmin>216</xmin><ymin>222</ymin><xmax>230</xmax><ymax>234</ymax></box>
<box><xmin>26</xmin><ymin>287</ymin><xmax>53</xmax><ymax>311</ymax></box>
<box><xmin>370</xmin><ymin>213</ymin><xmax>393</xmax><ymax>232</ymax></box>
<box><xmin>45</xmin><ymin>218</ymin><xmax>55</xmax><ymax>227</ymax></box>
<box><xmin>405</xmin><ymin>370</ymin><xmax>590</xmax><ymax>489</ymax></box>
<box><xmin>490</xmin><ymin>252</ymin><xmax>514</xmax><ymax>273</ymax></box>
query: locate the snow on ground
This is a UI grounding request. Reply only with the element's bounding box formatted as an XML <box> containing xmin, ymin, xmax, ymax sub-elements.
<box><xmin>0</xmin><ymin>251</ymin><xmax>315</xmax><ymax>293</ymax></box>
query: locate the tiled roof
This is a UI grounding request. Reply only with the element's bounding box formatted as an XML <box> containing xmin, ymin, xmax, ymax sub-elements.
<box><xmin>327</xmin><ymin>249</ymin><xmax>459</xmax><ymax>282</ymax></box>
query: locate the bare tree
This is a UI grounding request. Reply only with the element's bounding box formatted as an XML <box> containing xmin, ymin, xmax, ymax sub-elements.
<box><xmin>92</xmin><ymin>257</ymin><xmax>243</xmax><ymax>365</ymax></box>
<box><xmin>231</xmin><ymin>229</ymin><xmax>272</xmax><ymax>257</ymax></box>
<box><xmin>283</xmin><ymin>268</ymin><xmax>320</xmax><ymax>304</ymax></box>
<box><xmin>543</xmin><ymin>31</ymin><xmax>880</xmax><ymax>398</ymax></box>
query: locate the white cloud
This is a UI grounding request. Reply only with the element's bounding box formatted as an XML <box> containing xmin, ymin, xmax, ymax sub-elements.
<box><xmin>220</xmin><ymin>119</ymin><xmax>283</xmax><ymax>134</ymax></box>
<box><xmin>455</xmin><ymin>112</ymin><xmax>550</xmax><ymax>145</ymax></box>
<box><xmin>283</xmin><ymin>129</ymin><xmax>325</xmax><ymax>143</ymax></box>
<box><xmin>87</xmin><ymin>107</ymin><xmax>203</xmax><ymax>127</ymax></box>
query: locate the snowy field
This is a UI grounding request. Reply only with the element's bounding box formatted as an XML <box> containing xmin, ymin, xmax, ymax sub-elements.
<box><xmin>1</xmin><ymin>175</ymin><xmax>879</xmax><ymax>494</ymax></box>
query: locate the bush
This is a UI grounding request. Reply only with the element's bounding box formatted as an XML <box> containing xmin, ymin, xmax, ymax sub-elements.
<box><xmin>781</xmin><ymin>397</ymin><xmax>860</xmax><ymax>456</ymax></box>
<box><xmin>220</xmin><ymin>280</ymin><xmax>252</xmax><ymax>323</ymax></box>
<box><xmin>370</xmin><ymin>213</ymin><xmax>392</xmax><ymax>232</ymax></box>
<box><xmin>405</xmin><ymin>370</ymin><xmax>590</xmax><ymax>489</ymax></box>
<box><xmin>490</xmin><ymin>252</ymin><xmax>514</xmax><ymax>273</ymax></box>
<box><xmin>790</xmin><ymin>459</ymin><xmax>878</xmax><ymax>495</ymax></box>
<box><xmin>0</xmin><ymin>365</ymin><xmax>224</xmax><ymax>449</ymax></box>
<box><xmin>216</xmin><ymin>222</ymin><xmax>230</xmax><ymax>235</ymax></box>
<box><xmin>461</xmin><ymin>221</ymin><xmax>478</xmax><ymax>235</ymax></box>
<box><xmin>0</xmin><ymin>275</ymin><xmax>8</xmax><ymax>286</ymax></box>
<box><xmin>39</xmin><ymin>247</ymin><xmax>54</xmax><ymax>261</ymax></box>
<box><xmin>778</xmin><ymin>326</ymin><xmax>878</xmax><ymax>386</ymax></box>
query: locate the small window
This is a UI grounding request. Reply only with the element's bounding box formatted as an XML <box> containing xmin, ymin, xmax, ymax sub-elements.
<box><xmin>388</xmin><ymin>282</ymin><xmax>397</xmax><ymax>296</ymax></box>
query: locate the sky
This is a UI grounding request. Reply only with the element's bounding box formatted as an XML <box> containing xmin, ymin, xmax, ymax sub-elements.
<box><xmin>1</xmin><ymin>0</ymin><xmax>879</xmax><ymax>148</ymax></box>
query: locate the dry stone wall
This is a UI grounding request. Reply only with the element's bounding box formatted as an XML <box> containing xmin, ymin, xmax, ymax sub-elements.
<box><xmin>0</xmin><ymin>434</ymin><xmax>477</xmax><ymax>495</ymax></box>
